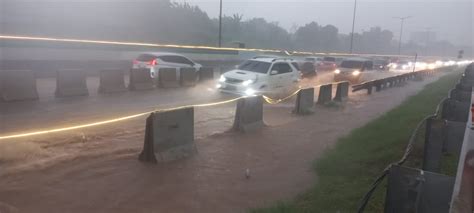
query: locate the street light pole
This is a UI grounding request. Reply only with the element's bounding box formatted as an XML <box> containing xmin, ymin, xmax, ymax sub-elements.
<box><xmin>349</xmin><ymin>0</ymin><xmax>357</xmax><ymax>53</ymax></box>
<box><xmin>394</xmin><ymin>16</ymin><xmax>412</xmax><ymax>55</ymax></box>
<box><xmin>218</xmin><ymin>0</ymin><xmax>223</xmax><ymax>47</ymax></box>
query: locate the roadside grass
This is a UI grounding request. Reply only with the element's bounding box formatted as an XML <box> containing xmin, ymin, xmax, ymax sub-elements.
<box><xmin>252</xmin><ymin>70</ymin><xmax>463</xmax><ymax>213</ymax></box>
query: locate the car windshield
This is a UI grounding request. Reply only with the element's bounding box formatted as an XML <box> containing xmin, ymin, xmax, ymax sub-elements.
<box><xmin>237</xmin><ymin>60</ymin><xmax>271</xmax><ymax>74</ymax></box>
<box><xmin>340</xmin><ymin>60</ymin><xmax>364</xmax><ymax>69</ymax></box>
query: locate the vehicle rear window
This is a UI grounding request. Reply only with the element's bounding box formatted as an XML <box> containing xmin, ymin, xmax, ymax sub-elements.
<box><xmin>323</xmin><ymin>57</ymin><xmax>336</xmax><ymax>62</ymax></box>
<box><xmin>136</xmin><ymin>54</ymin><xmax>157</xmax><ymax>62</ymax></box>
<box><xmin>158</xmin><ymin>55</ymin><xmax>194</xmax><ymax>65</ymax></box>
<box><xmin>340</xmin><ymin>60</ymin><xmax>364</xmax><ymax>69</ymax></box>
<box><xmin>238</xmin><ymin>60</ymin><xmax>271</xmax><ymax>74</ymax></box>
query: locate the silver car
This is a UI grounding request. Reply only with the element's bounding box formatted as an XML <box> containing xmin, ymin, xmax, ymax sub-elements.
<box><xmin>132</xmin><ymin>52</ymin><xmax>202</xmax><ymax>78</ymax></box>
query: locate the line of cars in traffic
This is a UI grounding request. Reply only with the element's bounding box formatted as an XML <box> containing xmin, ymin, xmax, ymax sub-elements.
<box><xmin>131</xmin><ymin>52</ymin><xmax>468</xmax><ymax>96</ymax></box>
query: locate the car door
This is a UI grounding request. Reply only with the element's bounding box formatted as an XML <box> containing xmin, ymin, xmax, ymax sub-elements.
<box><xmin>268</xmin><ymin>63</ymin><xmax>293</xmax><ymax>93</ymax></box>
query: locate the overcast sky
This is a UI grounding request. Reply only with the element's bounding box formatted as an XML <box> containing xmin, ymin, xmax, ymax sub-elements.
<box><xmin>175</xmin><ymin>0</ymin><xmax>473</xmax><ymax>46</ymax></box>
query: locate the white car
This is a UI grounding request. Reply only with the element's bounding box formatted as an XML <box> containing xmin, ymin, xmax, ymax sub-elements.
<box><xmin>333</xmin><ymin>58</ymin><xmax>377</xmax><ymax>83</ymax></box>
<box><xmin>132</xmin><ymin>52</ymin><xmax>202</xmax><ymax>78</ymax></box>
<box><xmin>217</xmin><ymin>57</ymin><xmax>300</xmax><ymax>96</ymax></box>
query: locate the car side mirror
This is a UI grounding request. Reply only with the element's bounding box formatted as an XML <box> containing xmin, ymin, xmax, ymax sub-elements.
<box><xmin>270</xmin><ymin>70</ymin><xmax>279</xmax><ymax>75</ymax></box>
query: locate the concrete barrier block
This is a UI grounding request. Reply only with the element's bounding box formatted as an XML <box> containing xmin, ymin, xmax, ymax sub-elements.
<box><xmin>385</xmin><ymin>165</ymin><xmax>454</xmax><ymax>213</ymax></box>
<box><xmin>460</xmin><ymin>76</ymin><xmax>474</xmax><ymax>87</ymax></box>
<box><xmin>293</xmin><ymin>88</ymin><xmax>314</xmax><ymax>114</ymax></box>
<box><xmin>414</xmin><ymin>72</ymin><xmax>424</xmax><ymax>81</ymax></box>
<box><xmin>233</xmin><ymin>96</ymin><xmax>264</xmax><ymax>132</ymax></box>
<box><xmin>98</xmin><ymin>69</ymin><xmax>126</xmax><ymax>93</ymax></box>
<box><xmin>441</xmin><ymin>99</ymin><xmax>471</xmax><ymax>122</ymax></box>
<box><xmin>443</xmin><ymin>121</ymin><xmax>466</xmax><ymax>155</ymax></box>
<box><xmin>138</xmin><ymin>107</ymin><xmax>196</xmax><ymax>163</ymax></box>
<box><xmin>317</xmin><ymin>84</ymin><xmax>332</xmax><ymax>104</ymax></box>
<box><xmin>159</xmin><ymin>68</ymin><xmax>180</xmax><ymax>88</ymax></box>
<box><xmin>455</xmin><ymin>82</ymin><xmax>472</xmax><ymax>92</ymax></box>
<box><xmin>129</xmin><ymin>68</ymin><xmax>154</xmax><ymax>91</ymax></box>
<box><xmin>423</xmin><ymin>117</ymin><xmax>445</xmax><ymax>172</ymax></box>
<box><xmin>375</xmin><ymin>81</ymin><xmax>383</xmax><ymax>92</ymax></box>
<box><xmin>0</xmin><ymin>70</ymin><xmax>39</xmax><ymax>102</ymax></box>
<box><xmin>55</xmin><ymin>69</ymin><xmax>89</xmax><ymax>97</ymax></box>
<box><xmin>334</xmin><ymin>81</ymin><xmax>349</xmax><ymax>101</ymax></box>
<box><xmin>199</xmin><ymin>67</ymin><xmax>214</xmax><ymax>81</ymax></box>
<box><xmin>180</xmin><ymin>68</ymin><xmax>197</xmax><ymax>87</ymax></box>
<box><xmin>449</xmin><ymin>89</ymin><xmax>472</xmax><ymax>103</ymax></box>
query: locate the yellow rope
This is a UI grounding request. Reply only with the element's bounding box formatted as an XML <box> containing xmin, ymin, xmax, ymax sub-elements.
<box><xmin>0</xmin><ymin>97</ymin><xmax>241</xmax><ymax>140</ymax></box>
<box><xmin>262</xmin><ymin>89</ymin><xmax>301</xmax><ymax>104</ymax></box>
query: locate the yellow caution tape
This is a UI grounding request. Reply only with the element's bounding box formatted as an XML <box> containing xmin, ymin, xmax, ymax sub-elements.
<box><xmin>262</xmin><ymin>89</ymin><xmax>301</xmax><ymax>105</ymax></box>
<box><xmin>0</xmin><ymin>34</ymin><xmax>416</xmax><ymax>57</ymax></box>
<box><xmin>0</xmin><ymin>97</ymin><xmax>242</xmax><ymax>140</ymax></box>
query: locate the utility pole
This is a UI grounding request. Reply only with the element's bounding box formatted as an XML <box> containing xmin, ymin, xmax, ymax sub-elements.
<box><xmin>349</xmin><ymin>0</ymin><xmax>357</xmax><ymax>53</ymax></box>
<box><xmin>218</xmin><ymin>0</ymin><xmax>223</xmax><ymax>47</ymax></box>
<box><xmin>394</xmin><ymin>16</ymin><xmax>412</xmax><ymax>55</ymax></box>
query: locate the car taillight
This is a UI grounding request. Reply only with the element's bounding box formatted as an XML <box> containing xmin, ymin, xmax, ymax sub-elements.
<box><xmin>149</xmin><ymin>59</ymin><xmax>157</xmax><ymax>66</ymax></box>
<box><xmin>133</xmin><ymin>59</ymin><xmax>139</xmax><ymax>64</ymax></box>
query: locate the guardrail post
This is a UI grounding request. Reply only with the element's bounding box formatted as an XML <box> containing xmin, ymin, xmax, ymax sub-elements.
<box><xmin>138</xmin><ymin>107</ymin><xmax>196</xmax><ymax>163</ymax></box>
<box><xmin>317</xmin><ymin>84</ymin><xmax>333</xmax><ymax>104</ymax></box>
<box><xmin>423</xmin><ymin>117</ymin><xmax>445</xmax><ymax>172</ymax></box>
<box><xmin>334</xmin><ymin>81</ymin><xmax>349</xmax><ymax>101</ymax></box>
<box><xmin>293</xmin><ymin>88</ymin><xmax>314</xmax><ymax>114</ymax></box>
<box><xmin>233</xmin><ymin>95</ymin><xmax>264</xmax><ymax>132</ymax></box>
<box><xmin>375</xmin><ymin>80</ymin><xmax>383</xmax><ymax>92</ymax></box>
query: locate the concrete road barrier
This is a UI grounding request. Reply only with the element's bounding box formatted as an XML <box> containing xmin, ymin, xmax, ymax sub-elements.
<box><xmin>138</xmin><ymin>107</ymin><xmax>196</xmax><ymax>163</ymax></box>
<box><xmin>55</xmin><ymin>69</ymin><xmax>89</xmax><ymax>97</ymax></box>
<box><xmin>98</xmin><ymin>69</ymin><xmax>126</xmax><ymax>93</ymax></box>
<box><xmin>385</xmin><ymin>165</ymin><xmax>454</xmax><ymax>213</ymax></box>
<box><xmin>334</xmin><ymin>81</ymin><xmax>349</xmax><ymax>101</ymax></box>
<box><xmin>159</xmin><ymin>68</ymin><xmax>180</xmax><ymax>88</ymax></box>
<box><xmin>443</xmin><ymin>121</ymin><xmax>466</xmax><ymax>155</ymax></box>
<box><xmin>317</xmin><ymin>84</ymin><xmax>332</xmax><ymax>104</ymax></box>
<box><xmin>423</xmin><ymin>117</ymin><xmax>445</xmax><ymax>172</ymax></box>
<box><xmin>441</xmin><ymin>99</ymin><xmax>471</xmax><ymax>123</ymax></box>
<box><xmin>293</xmin><ymin>88</ymin><xmax>314</xmax><ymax>114</ymax></box>
<box><xmin>129</xmin><ymin>68</ymin><xmax>154</xmax><ymax>91</ymax></box>
<box><xmin>449</xmin><ymin>89</ymin><xmax>472</xmax><ymax>103</ymax></box>
<box><xmin>455</xmin><ymin>82</ymin><xmax>472</xmax><ymax>92</ymax></box>
<box><xmin>233</xmin><ymin>96</ymin><xmax>264</xmax><ymax>132</ymax></box>
<box><xmin>199</xmin><ymin>67</ymin><xmax>214</xmax><ymax>82</ymax></box>
<box><xmin>0</xmin><ymin>70</ymin><xmax>39</xmax><ymax>102</ymax></box>
<box><xmin>180</xmin><ymin>68</ymin><xmax>197</xmax><ymax>87</ymax></box>
<box><xmin>460</xmin><ymin>77</ymin><xmax>474</xmax><ymax>87</ymax></box>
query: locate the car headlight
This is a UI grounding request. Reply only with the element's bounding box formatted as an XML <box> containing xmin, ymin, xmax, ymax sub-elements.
<box><xmin>219</xmin><ymin>75</ymin><xmax>226</xmax><ymax>82</ymax></box>
<box><xmin>244</xmin><ymin>88</ymin><xmax>256</xmax><ymax>96</ymax></box>
<box><xmin>352</xmin><ymin>70</ymin><xmax>360</xmax><ymax>76</ymax></box>
<box><xmin>242</xmin><ymin>79</ymin><xmax>254</xmax><ymax>86</ymax></box>
<box><xmin>334</xmin><ymin>69</ymin><xmax>341</xmax><ymax>74</ymax></box>
<box><xmin>392</xmin><ymin>64</ymin><xmax>398</xmax><ymax>69</ymax></box>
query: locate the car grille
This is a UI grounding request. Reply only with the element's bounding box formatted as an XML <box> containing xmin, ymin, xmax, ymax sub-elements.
<box><xmin>225</xmin><ymin>78</ymin><xmax>243</xmax><ymax>84</ymax></box>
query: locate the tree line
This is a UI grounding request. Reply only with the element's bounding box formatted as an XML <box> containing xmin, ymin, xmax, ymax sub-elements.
<box><xmin>2</xmin><ymin>0</ymin><xmax>469</xmax><ymax>57</ymax></box>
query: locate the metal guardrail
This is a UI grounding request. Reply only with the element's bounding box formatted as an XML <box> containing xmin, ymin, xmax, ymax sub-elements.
<box><xmin>352</xmin><ymin>69</ymin><xmax>438</xmax><ymax>94</ymax></box>
<box><xmin>449</xmin><ymin>63</ymin><xmax>474</xmax><ymax>212</ymax></box>
<box><xmin>357</xmin><ymin>63</ymin><xmax>474</xmax><ymax>213</ymax></box>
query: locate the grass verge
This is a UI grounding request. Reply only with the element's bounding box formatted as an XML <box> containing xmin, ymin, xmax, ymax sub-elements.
<box><xmin>252</xmin><ymin>70</ymin><xmax>463</xmax><ymax>213</ymax></box>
